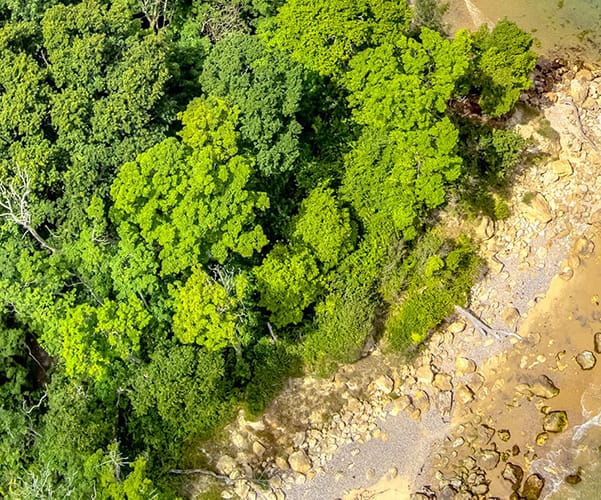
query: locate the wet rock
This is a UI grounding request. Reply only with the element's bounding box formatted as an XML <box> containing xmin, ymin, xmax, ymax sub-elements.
<box><xmin>502</xmin><ymin>307</ymin><xmax>521</xmax><ymax>331</ymax></box>
<box><xmin>498</xmin><ymin>429</ymin><xmax>511</xmax><ymax>442</ymax></box>
<box><xmin>574</xmin><ymin>236</ymin><xmax>595</xmax><ymax>256</ymax></box>
<box><xmin>477</xmin><ymin>425</ymin><xmax>495</xmax><ymax>445</ymax></box>
<box><xmin>522</xmin><ymin>192</ymin><xmax>553</xmax><ymax>224</ymax></box>
<box><xmin>439</xmin><ymin>485</ymin><xmax>457</xmax><ymax>499</ymax></box>
<box><xmin>503</xmin><ymin>463</ymin><xmax>524</xmax><ymax>491</ymax></box>
<box><xmin>576</xmin><ymin>350</ymin><xmax>597</xmax><ymax>370</ymax></box>
<box><xmin>275</xmin><ymin>456</ymin><xmax>289</xmax><ymax>470</ymax></box>
<box><xmin>549</xmin><ymin>159</ymin><xmax>573</xmax><ymax>177</ymax></box>
<box><xmin>565</xmin><ymin>470</ymin><xmax>582</xmax><ymax>485</ymax></box>
<box><xmin>536</xmin><ymin>432</ymin><xmax>549</xmax><ymax>446</ymax></box>
<box><xmin>463</xmin><ymin>372</ymin><xmax>485</xmax><ymax>392</ymax></box>
<box><xmin>594</xmin><ymin>332</ymin><xmax>601</xmax><ymax>354</ymax></box>
<box><xmin>543</xmin><ymin>410</ymin><xmax>568</xmax><ymax>433</ymax></box>
<box><xmin>456</xmin><ymin>385</ymin><xmax>475</xmax><ymax>405</ymax></box>
<box><xmin>433</xmin><ymin>373</ymin><xmax>453</xmax><ymax>391</ymax></box>
<box><xmin>288</xmin><ymin>450</ymin><xmax>311</xmax><ymax>474</ymax></box>
<box><xmin>522</xmin><ymin>473</ymin><xmax>545</xmax><ymax>499</ymax></box>
<box><xmin>530</xmin><ymin>374</ymin><xmax>560</xmax><ymax>399</ymax></box>
<box><xmin>478</xmin><ymin>449</ymin><xmax>500</xmax><ymax>470</ymax></box>
<box><xmin>456</xmin><ymin>357</ymin><xmax>476</xmax><ymax>375</ymax></box>
<box><xmin>216</xmin><ymin>455</ymin><xmax>238</xmax><ymax>476</ymax></box>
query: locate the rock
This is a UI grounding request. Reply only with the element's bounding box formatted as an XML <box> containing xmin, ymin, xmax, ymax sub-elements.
<box><xmin>576</xmin><ymin>68</ymin><xmax>594</xmax><ymax>82</ymax></box>
<box><xmin>472</xmin><ymin>483</ymin><xmax>489</xmax><ymax>495</ymax></box>
<box><xmin>536</xmin><ymin>432</ymin><xmax>549</xmax><ymax>446</ymax></box>
<box><xmin>498</xmin><ymin>429</ymin><xmax>511</xmax><ymax>442</ymax></box>
<box><xmin>412</xmin><ymin>390</ymin><xmax>430</xmax><ymax>413</ymax></box>
<box><xmin>252</xmin><ymin>441</ymin><xmax>266</xmax><ymax>458</ymax></box>
<box><xmin>230</xmin><ymin>431</ymin><xmax>248</xmax><ymax>449</ymax></box>
<box><xmin>366</xmin><ymin>468</ymin><xmax>376</xmax><ymax>480</ymax></box>
<box><xmin>479</xmin><ymin>450</ymin><xmax>500</xmax><ymax>470</ymax></box>
<box><xmin>574</xmin><ymin>236</ymin><xmax>595</xmax><ymax>256</ymax></box>
<box><xmin>275</xmin><ymin>456</ymin><xmax>289</xmax><ymax>470</ymax></box>
<box><xmin>571</xmin><ymin>78</ymin><xmax>589</xmax><ymax>105</ymax></box>
<box><xmin>415</xmin><ymin>364</ymin><xmax>434</xmax><ymax>385</ymax></box>
<box><xmin>456</xmin><ymin>357</ymin><xmax>476</xmax><ymax>375</ymax></box>
<box><xmin>522</xmin><ymin>192</ymin><xmax>553</xmax><ymax>224</ymax></box>
<box><xmin>463</xmin><ymin>372</ymin><xmax>485</xmax><ymax>392</ymax></box>
<box><xmin>565</xmin><ymin>472</ymin><xmax>582</xmax><ymax>485</ymax></box>
<box><xmin>576</xmin><ymin>350</ymin><xmax>596</xmax><ymax>370</ymax></box>
<box><xmin>543</xmin><ymin>410</ymin><xmax>568</xmax><ymax>433</ymax></box>
<box><xmin>549</xmin><ymin>159</ymin><xmax>573</xmax><ymax>177</ymax></box>
<box><xmin>594</xmin><ymin>332</ymin><xmax>601</xmax><ymax>354</ymax></box>
<box><xmin>503</xmin><ymin>463</ymin><xmax>524</xmax><ymax>490</ymax></box>
<box><xmin>530</xmin><ymin>375</ymin><xmax>560</xmax><ymax>399</ymax></box>
<box><xmin>488</xmin><ymin>255</ymin><xmax>504</xmax><ymax>274</ymax></box>
<box><xmin>288</xmin><ymin>450</ymin><xmax>311</xmax><ymax>474</ymax></box>
<box><xmin>433</xmin><ymin>373</ymin><xmax>453</xmax><ymax>391</ymax></box>
<box><xmin>389</xmin><ymin>394</ymin><xmax>412</xmax><ymax>416</ymax></box>
<box><xmin>476</xmin><ymin>425</ymin><xmax>495</xmax><ymax>445</ymax></box>
<box><xmin>448</xmin><ymin>320</ymin><xmax>466</xmax><ymax>334</ymax></box>
<box><xmin>216</xmin><ymin>455</ymin><xmax>238</xmax><ymax>476</ymax></box>
<box><xmin>522</xmin><ymin>474</ymin><xmax>545</xmax><ymax>499</ymax></box>
<box><xmin>373</xmin><ymin>375</ymin><xmax>394</xmax><ymax>394</ymax></box>
<box><xmin>559</xmin><ymin>265</ymin><xmax>574</xmax><ymax>281</ymax></box>
<box><xmin>476</xmin><ymin>215</ymin><xmax>495</xmax><ymax>240</ymax></box>
<box><xmin>456</xmin><ymin>385</ymin><xmax>475</xmax><ymax>405</ymax></box>
<box><xmin>502</xmin><ymin>306</ymin><xmax>521</xmax><ymax>331</ymax></box>
<box><xmin>387</xmin><ymin>467</ymin><xmax>398</xmax><ymax>479</ymax></box>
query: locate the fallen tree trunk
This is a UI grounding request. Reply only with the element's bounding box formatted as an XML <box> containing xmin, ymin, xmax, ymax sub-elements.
<box><xmin>455</xmin><ymin>305</ymin><xmax>522</xmax><ymax>341</ymax></box>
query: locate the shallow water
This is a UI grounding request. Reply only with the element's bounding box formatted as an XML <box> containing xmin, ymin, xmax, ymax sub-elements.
<box><xmin>448</xmin><ymin>0</ymin><xmax>601</xmax><ymax>62</ymax></box>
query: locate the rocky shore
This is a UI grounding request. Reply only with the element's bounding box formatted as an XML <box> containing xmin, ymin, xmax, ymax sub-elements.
<box><xmin>190</xmin><ymin>63</ymin><xmax>601</xmax><ymax>500</ymax></box>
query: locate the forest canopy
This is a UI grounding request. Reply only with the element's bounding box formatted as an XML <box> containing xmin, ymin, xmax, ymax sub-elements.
<box><xmin>0</xmin><ymin>0</ymin><xmax>536</xmax><ymax>497</ymax></box>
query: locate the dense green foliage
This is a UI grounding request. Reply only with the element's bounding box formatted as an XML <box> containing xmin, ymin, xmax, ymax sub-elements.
<box><xmin>0</xmin><ymin>0</ymin><xmax>536</xmax><ymax>496</ymax></box>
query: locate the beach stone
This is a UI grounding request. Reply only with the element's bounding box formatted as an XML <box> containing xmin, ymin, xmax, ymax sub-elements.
<box><xmin>549</xmin><ymin>159</ymin><xmax>573</xmax><ymax>177</ymax></box>
<box><xmin>448</xmin><ymin>320</ymin><xmax>466</xmax><ymax>334</ymax></box>
<box><xmin>574</xmin><ymin>236</ymin><xmax>595</xmax><ymax>256</ymax></box>
<box><xmin>565</xmin><ymin>472</ymin><xmax>582</xmax><ymax>485</ymax></box>
<box><xmin>479</xmin><ymin>450</ymin><xmax>500</xmax><ymax>470</ymax></box>
<box><xmin>456</xmin><ymin>357</ymin><xmax>476</xmax><ymax>375</ymax></box>
<box><xmin>456</xmin><ymin>385</ymin><xmax>474</xmax><ymax>405</ymax></box>
<box><xmin>476</xmin><ymin>215</ymin><xmax>495</xmax><ymax>240</ymax></box>
<box><xmin>288</xmin><ymin>450</ymin><xmax>311</xmax><ymax>474</ymax></box>
<box><xmin>433</xmin><ymin>373</ymin><xmax>453</xmax><ymax>391</ymax></box>
<box><xmin>536</xmin><ymin>432</ymin><xmax>549</xmax><ymax>446</ymax></box>
<box><xmin>503</xmin><ymin>463</ymin><xmax>524</xmax><ymax>490</ymax></box>
<box><xmin>477</xmin><ymin>425</ymin><xmax>495</xmax><ymax>445</ymax></box>
<box><xmin>498</xmin><ymin>429</ymin><xmax>511</xmax><ymax>442</ymax></box>
<box><xmin>594</xmin><ymin>332</ymin><xmax>601</xmax><ymax>353</ymax></box>
<box><xmin>571</xmin><ymin>78</ymin><xmax>589</xmax><ymax>105</ymax></box>
<box><xmin>543</xmin><ymin>411</ymin><xmax>568</xmax><ymax>433</ymax></box>
<box><xmin>576</xmin><ymin>350</ymin><xmax>596</xmax><ymax>370</ymax></box>
<box><xmin>522</xmin><ymin>192</ymin><xmax>553</xmax><ymax>224</ymax></box>
<box><xmin>373</xmin><ymin>375</ymin><xmax>394</xmax><ymax>394</ymax></box>
<box><xmin>389</xmin><ymin>394</ymin><xmax>412</xmax><ymax>416</ymax></box>
<box><xmin>415</xmin><ymin>364</ymin><xmax>434</xmax><ymax>384</ymax></box>
<box><xmin>522</xmin><ymin>474</ymin><xmax>545</xmax><ymax>499</ymax></box>
<box><xmin>412</xmin><ymin>390</ymin><xmax>430</xmax><ymax>413</ymax></box>
<box><xmin>216</xmin><ymin>455</ymin><xmax>238</xmax><ymax>475</ymax></box>
<box><xmin>463</xmin><ymin>372</ymin><xmax>485</xmax><ymax>392</ymax></box>
<box><xmin>530</xmin><ymin>374</ymin><xmax>560</xmax><ymax>399</ymax></box>
<box><xmin>502</xmin><ymin>307</ymin><xmax>521</xmax><ymax>331</ymax></box>
<box><xmin>472</xmin><ymin>483</ymin><xmax>489</xmax><ymax>495</ymax></box>
<box><xmin>576</xmin><ymin>68</ymin><xmax>594</xmax><ymax>82</ymax></box>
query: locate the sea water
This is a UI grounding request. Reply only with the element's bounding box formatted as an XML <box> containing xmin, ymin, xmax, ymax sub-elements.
<box><xmin>461</xmin><ymin>0</ymin><xmax>601</xmax><ymax>62</ymax></box>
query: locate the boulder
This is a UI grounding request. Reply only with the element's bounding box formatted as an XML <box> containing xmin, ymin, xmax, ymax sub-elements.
<box><xmin>288</xmin><ymin>450</ymin><xmax>311</xmax><ymax>474</ymax></box>
<box><xmin>548</xmin><ymin>159</ymin><xmax>573</xmax><ymax>177</ymax></box>
<box><xmin>456</xmin><ymin>357</ymin><xmax>477</xmax><ymax>375</ymax></box>
<box><xmin>478</xmin><ymin>449</ymin><xmax>500</xmax><ymax>470</ymax></box>
<box><xmin>522</xmin><ymin>192</ymin><xmax>553</xmax><ymax>224</ymax></box>
<box><xmin>522</xmin><ymin>474</ymin><xmax>545</xmax><ymax>499</ymax></box>
<box><xmin>594</xmin><ymin>332</ymin><xmax>601</xmax><ymax>354</ymax></box>
<box><xmin>433</xmin><ymin>373</ymin><xmax>453</xmax><ymax>391</ymax></box>
<box><xmin>576</xmin><ymin>350</ymin><xmax>596</xmax><ymax>370</ymax></box>
<box><xmin>543</xmin><ymin>410</ymin><xmax>568</xmax><ymax>433</ymax></box>
<box><xmin>503</xmin><ymin>463</ymin><xmax>524</xmax><ymax>491</ymax></box>
<box><xmin>456</xmin><ymin>385</ymin><xmax>475</xmax><ymax>405</ymax></box>
<box><xmin>529</xmin><ymin>374</ymin><xmax>560</xmax><ymax>399</ymax></box>
<box><xmin>570</xmin><ymin>78</ymin><xmax>589</xmax><ymax>105</ymax></box>
<box><xmin>216</xmin><ymin>455</ymin><xmax>238</xmax><ymax>476</ymax></box>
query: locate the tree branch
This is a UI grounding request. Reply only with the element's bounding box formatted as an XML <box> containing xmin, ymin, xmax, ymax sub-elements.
<box><xmin>454</xmin><ymin>305</ymin><xmax>522</xmax><ymax>340</ymax></box>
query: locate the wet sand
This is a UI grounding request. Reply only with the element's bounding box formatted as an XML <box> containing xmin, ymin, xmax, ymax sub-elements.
<box><xmin>444</xmin><ymin>232</ymin><xmax>601</xmax><ymax>498</ymax></box>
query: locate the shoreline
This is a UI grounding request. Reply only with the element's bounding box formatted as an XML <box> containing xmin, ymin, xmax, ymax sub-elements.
<box><xmin>192</xmin><ymin>53</ymin><xmax>601</xmax><ymax>500</ymax></box>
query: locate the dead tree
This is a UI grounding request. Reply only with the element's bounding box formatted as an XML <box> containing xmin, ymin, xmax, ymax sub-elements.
<box><xmin>0</xmin><ymin>165</ymin><xmax>56</xmax><ymax>253</ymax></box>
<box><xmin>141</xmin><ymin>0</ymin><xmax>170</xmax><ymax>32</ymax></box>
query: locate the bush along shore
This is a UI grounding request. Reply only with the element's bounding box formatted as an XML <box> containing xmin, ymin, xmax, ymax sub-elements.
<box><xmin>193</xmin><ymin>61</ymin><xmax>601</xmax><ymax>500</ymax></box>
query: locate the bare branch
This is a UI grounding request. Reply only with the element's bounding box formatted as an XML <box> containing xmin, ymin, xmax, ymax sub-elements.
<box><xmin>454</xmin><ymin>305</ymin><xmax>522</xmax><ymax>340</ymax></box>
<box><xmin>0</xmin><ymin>165</ymin><xmax>57</xmax><ymax>253</ymax></box>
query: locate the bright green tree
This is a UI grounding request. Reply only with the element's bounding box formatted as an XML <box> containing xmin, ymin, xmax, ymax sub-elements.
<box><xmin>111</xmin><ymin>96</ymin><xmax>269</xmax><ymax>276</ymax></box>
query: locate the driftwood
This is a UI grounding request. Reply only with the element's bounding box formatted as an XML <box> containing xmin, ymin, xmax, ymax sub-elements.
<box><xmin>454</xmin><ymin>305</ymin><xmax>522</xmax><ymax>341</ymax></box>
<box><xmin>567</xmin><ymin>97</ymin><xmax>600</xmax><ymax>152</ymax></box>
